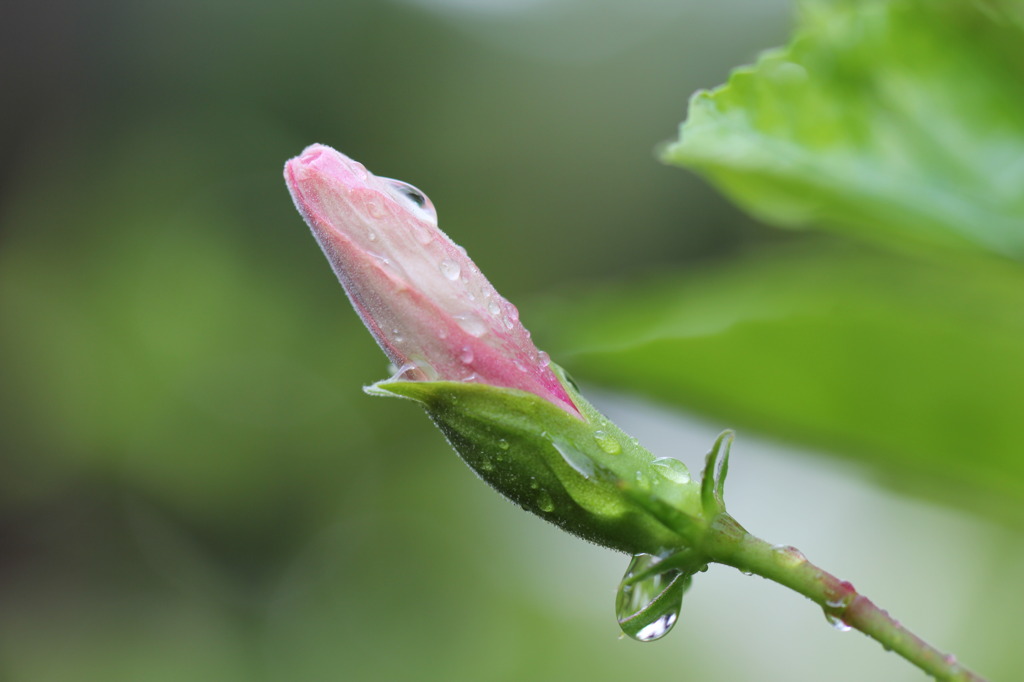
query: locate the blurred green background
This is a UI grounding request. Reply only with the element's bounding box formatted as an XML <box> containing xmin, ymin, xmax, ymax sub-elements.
<box><xmin>1</xmin><ymin>0</ymin><xmax>1021</xmax><ymax>680</ymax></box>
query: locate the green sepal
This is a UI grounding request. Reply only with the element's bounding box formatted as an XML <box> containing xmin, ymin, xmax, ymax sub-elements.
<box><xmin>700</xmin><ymin>430</ymin><xmax>734</xmax><ymax>517</ymax></box>
<box><xmin>366</xmin><ymin>364</ymin><xmax>706</xmax><ymax>555</ymax></box>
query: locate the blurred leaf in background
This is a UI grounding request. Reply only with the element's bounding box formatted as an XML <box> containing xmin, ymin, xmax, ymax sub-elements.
<box><xmin>544</xmin><ymin>0</ymin><xmax>1024</xmax><ymax>530</ymax></box>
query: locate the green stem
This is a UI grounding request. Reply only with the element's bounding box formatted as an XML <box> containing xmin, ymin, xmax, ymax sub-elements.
<box><xmin>700</xmin><ymin>513</ymin><xmax>987</xmax><ymax>682</ymax></box>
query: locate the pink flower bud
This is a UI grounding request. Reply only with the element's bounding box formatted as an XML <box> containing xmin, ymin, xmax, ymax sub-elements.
<box><xmin>285</xmin><ymin>143</ymin><xmax>580</xmax><ymax>417</ymax></box>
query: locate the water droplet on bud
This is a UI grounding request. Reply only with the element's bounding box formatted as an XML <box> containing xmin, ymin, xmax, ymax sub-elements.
<box><xmin>651</xmin><ymin>457</ymin><xmax>690</xmax><ymax>484</ymax></box>
<box><xmin>553</xmin><ymin>441</ymin><xmax>597</xmax><ymax>479</ymax></box>
<box><xmin>593</xmin><ymin>430</ymin><xmax>621</xmax><ymax>455</ymax></box>
<box><xmin>440</xmin><ymin>259</ymin><xmax>461</xmax><ymax>280</ymax></box>
<box><xmin>454</xmin><ymin>313</ymin><xmax>487</xmax><ymax>337</ymax></box>
<box><xmin>635</xmin><ymin>470</ymin><xmax>650</xmax><ymax>490</ymax></box>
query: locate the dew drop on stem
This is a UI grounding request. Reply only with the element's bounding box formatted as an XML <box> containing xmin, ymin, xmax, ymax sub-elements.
<box><xmin>824</xmin><ymin>611</ymin><xmax>852</xmax><ymax>632</ymax></box>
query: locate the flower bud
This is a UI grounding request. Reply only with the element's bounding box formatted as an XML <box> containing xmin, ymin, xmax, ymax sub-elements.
<box><xmin>284</xmin><ymin>144</ymin><xmax>579</xmax><ymax>416</ymax></box>
<box><xmin>285</xmin><ymin>144</ymin><xmax>710</xmax><ymax>555</ymax></box>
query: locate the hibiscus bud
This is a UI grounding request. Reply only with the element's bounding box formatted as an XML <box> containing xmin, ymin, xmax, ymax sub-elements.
<box><xmin>284</xmin><ymin>143</ymin><xmax>579</xmax><ymax>416</ymax></box>
<box><xmin>284</xmin><ymin>144</ymin><xmax>708</xmax><ymax>556</ymax></box>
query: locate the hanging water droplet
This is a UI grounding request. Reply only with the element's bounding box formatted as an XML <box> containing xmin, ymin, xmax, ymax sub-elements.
<box><xmin>824</xmin><ymin>611</ymin><xmax>852</xmax><ymax>632</ymax></box>
<box><xmin>616</xmin><ymin>553</ymin><xmax>689</xmax><ymax>642</ymax></box>
<box><xmin>651</xmin><ymin>457</ymin><xmax>690</xmax><ymax>484</ymax></box>
<box><xmin>439</xmin><ymin>259</ymin><xmax>461</xmax><ymax>280</ymax></box>
<box><xmin>453</xmin><ymin>313</ymin><xmax>487</xmax><ymax>337</ymax></box>
<box><xmin>593</xmin><ymin>430</ymin><xmax>621</xmax><ymax>455</ymax></box>
<box><xmin>536</xmin><ymin>490</ymin><xmax>555</xmax><ymax>513</ymax></box>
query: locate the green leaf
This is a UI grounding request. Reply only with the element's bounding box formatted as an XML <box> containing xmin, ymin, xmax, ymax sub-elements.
<box><xmin>663</xmin><ymin>0</ymin><xmax>1024</xmax><ymax>260</ymax></box>
<box><xmin>537</xmin><ymin>243</ymin><xmax>1024</xmax><ymax>526</ymax></box>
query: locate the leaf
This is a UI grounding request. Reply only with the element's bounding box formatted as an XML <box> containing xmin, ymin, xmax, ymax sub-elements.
<box><xmin>536</xmin><ymin>243</ymin><xmax>1024</xmax><ymax>526</ymax></box>
<box><xmin>663</xmin><ymin>0</ymin><xmax>1024</xmax><ymax>260</ymax></box>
